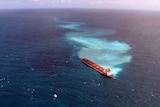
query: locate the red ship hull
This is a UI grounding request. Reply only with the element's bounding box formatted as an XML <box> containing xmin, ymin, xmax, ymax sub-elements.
<box><xmin>81</xmin><ymin>58</ymin><xmax>114</xmax><ymax>78</ymax></box>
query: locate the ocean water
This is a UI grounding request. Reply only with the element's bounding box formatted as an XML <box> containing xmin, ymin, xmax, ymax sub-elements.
<box><xmin>0</xmin><ymin>9</ymin><xmax>160</xmax><ymax>107</ymax></box>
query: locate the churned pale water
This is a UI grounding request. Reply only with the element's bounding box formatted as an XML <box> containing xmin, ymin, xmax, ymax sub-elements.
<box><xmin>54</xmin><ymin>17</ymin><xmax>132</xmax><ymax>76</ymax></box>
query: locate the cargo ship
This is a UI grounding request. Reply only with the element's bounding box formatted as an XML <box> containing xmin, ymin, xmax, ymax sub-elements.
<box><xmin>81</xmin><ymin>58</ymin><xmax>114</xmax><ymax>78</ymax></box>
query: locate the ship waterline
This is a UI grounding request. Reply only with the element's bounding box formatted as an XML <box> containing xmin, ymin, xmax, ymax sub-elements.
<box><xmin>81</xmin><ymin>58</ymin><xmax>114</xmax><ymax>78</ymax></box>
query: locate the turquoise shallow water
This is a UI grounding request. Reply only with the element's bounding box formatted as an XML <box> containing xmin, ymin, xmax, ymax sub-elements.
<box><xmin>54</xmin><ymin>17</ymin><xmax>132</xmax><ymax>76</ymax></box>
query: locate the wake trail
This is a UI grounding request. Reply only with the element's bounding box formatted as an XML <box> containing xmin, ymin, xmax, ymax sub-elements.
<box><xmin>54</xmin><ymin>17</ymin><xmax>132</xmax><ymax>77</ymax></box>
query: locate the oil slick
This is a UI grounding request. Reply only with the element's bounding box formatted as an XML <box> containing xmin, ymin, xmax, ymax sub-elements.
<box><xmin>54</xmin><ymin>17</ymin><xmax>132</xmax><ymax>77</ymax></box>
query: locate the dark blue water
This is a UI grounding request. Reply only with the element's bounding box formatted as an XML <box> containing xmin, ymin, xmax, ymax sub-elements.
<box><xmin>0</xmin><ymin>9</ymin><xmax>160</xmax><ymax>107</ymax></box>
